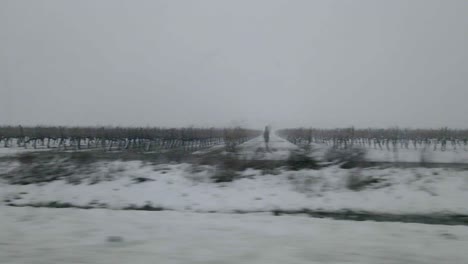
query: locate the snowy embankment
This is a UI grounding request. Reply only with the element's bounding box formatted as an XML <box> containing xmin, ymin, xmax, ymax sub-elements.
<box><xmin>2</xmin><ymin>160</ymin><xmax>468</xmax><ymax>215</ymax></box>
<box><xmin>1</xmin><ymin>206</ymin><xmax>468</xmax><ymax>264</ymax></box>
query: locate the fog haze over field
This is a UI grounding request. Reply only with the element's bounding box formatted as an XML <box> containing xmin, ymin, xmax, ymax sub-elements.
<box><xmin>2</xmin><ymin>0</ymin><xmax>468</xmax><ymax>128</ymax></box>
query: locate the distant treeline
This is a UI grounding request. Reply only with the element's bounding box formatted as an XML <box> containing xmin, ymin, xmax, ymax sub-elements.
<box><xmin>0</xmin><ymin>126</ymin><xmax>260</xmax><ymax>151</ymax></box>
<box><xmin>278</xmin><ymin>127</ymin><xmax>468</xmax><ymax>151</ymax></box>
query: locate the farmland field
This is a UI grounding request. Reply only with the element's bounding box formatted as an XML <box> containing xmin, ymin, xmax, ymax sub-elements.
<box><xmin>1</xmin><ymin>127</ymin><xmax>468</xmax><ymax>263</ymax></box>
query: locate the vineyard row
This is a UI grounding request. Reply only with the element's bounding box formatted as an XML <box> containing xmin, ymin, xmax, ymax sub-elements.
<box><xmin>0</xmin><ymin>126</ymin><xmax>261</xmax><ymax>152</ymax></box>
<box><xmin>278</xmin><ymin>127</ymin><xmax>468</xmax><ymax>151</ymax></box>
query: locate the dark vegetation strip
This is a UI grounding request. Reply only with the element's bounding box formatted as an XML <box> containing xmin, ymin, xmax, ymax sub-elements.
<box><xmin>362</xmin><ymin>161</ymin><xmax>468</xmax><ymax>169</ymax></box>
<box><xmin>4</xmin><ymin>151</ymin><xmax>466</xmax><ymax>170</ymax></box>
<box><xmin>271</xmin><ymin>209</ymin><xmax>468</xmax><ymax>226</ymax></box>
<box><xmin>6</xmin><ymin>202</ymin><xmax>468</xmax><ymax>226</ymax></box>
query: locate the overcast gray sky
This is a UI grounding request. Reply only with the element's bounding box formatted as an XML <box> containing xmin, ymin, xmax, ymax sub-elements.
<box><xmin>1</xmin><ymin>0</ymin><xmax>467</xmax><ymax>129</ymax></box>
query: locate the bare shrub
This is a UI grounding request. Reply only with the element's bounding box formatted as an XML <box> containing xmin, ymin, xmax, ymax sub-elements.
<box><xmin>69</xmin><ymin>151</ymin><xmax>94</xmax><ymax>164</ymax></box>
<box><xmin>261</xmin><ymin>168</ymin><xmax>281</xmax><ymax>175</ymax></box>
<box><xmin>211</xmin><ymin>168</ymin><xmax>239</xmax><ymax>183</ymax></box>
<box><xmin>17</xmin><ymin>153</ymin><xmax>35</xmax><ymax>164</ymax></box>
<box><xmin>346</xmin><ymin>169</ymin><xmax>381</xmax><ymax>191</ymax></box>
<box><xmin>184</xmin><ymin>164</ymin><xmax>215</xmax><ymax>183</ymax></box>
<box><xmin>287</xmin><ymin>151</ymin><xmax>319</xmax><ymax>170</ymax></box>
<box><xmin>324</xmin><ymin>147</ymin><xmax>366</xmax><ymax>168</ymax></box>
<box><xmin>107</xmin><ymin>236</ymin><xmax>124</xmax><ymax>243</ymax></box>
<box><xmin>9</xmin><ymin>161</ymin><xmax>71</xmax><ymax>185</ymax></box>
<box><xmin>288</xmin><ymin>173</ymin><xmax>320</xmax><ymax>194</ymax></box>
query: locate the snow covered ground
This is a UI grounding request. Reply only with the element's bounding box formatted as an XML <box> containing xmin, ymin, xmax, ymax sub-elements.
<box><xmin>2</xmin><ymin>161</ymin><xmax>468</xmax><ymax>215</ymax></box>
<box><xmin>234</xmin><ymin>133</ymin><xmax>299</xmax><ymax>160</ymax></box>
<box><xmin>1</xmin><ymin>206</ymin><xmax>468</xmax><ymax>264</ymax></box>
<box><xmin>364</xmin><ymin>147</ymin><xmax>468</xmax><ymax>164</ymax></box>
<box><xmin>2</xmin><ymin>134</ymin><xmax>468</xmax><ymax>263</ymax></box>
<box><xmin>0</xmin><ymin>147</ymin><xmax>50</xmax><ymax>157</ymax></box>
<box><xmin>2</xmin><ymin>134</ymin><xmax>468</xmax><ymax>215</ymax></box>
<box><xmin>308</xmin><ymin>141</ymin><xmax>468</xmax><ymax>164</ymax></box>
<box><xmin>229</xmin><ymin>133</ymin><xmax>468</xmax><ymax>164</ymax></box>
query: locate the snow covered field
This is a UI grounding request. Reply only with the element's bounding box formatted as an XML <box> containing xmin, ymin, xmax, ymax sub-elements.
<box><xmin>1</xmin><ymin>134</ymin><xmax>468</xmax><ymax>215</ymax></box>
<box><xmin>364</xmin><ymin>147</ymin><xmax>468</xmax><ymax>164</ymax></box>
<box><xmin>0</xmin><ymin>147</ymin><xmax>50</xmax><ymax>157</ymax></box>
<box><xmin>1</xmin><ymin>206</ymin><xmax>468</xmax><ymax>264</ymax></box>
<box><xmin>2</xmin><ymin>132</ymin><xmax>468</xmax><ymax>263</ymax></box>
<box><xmin>2</xmin><ymin>160</ymin><xmax>468</xmax><ymax>215</ymax></box>
<box><xmin>304</xmin><ymin>141</ymin><xmax>468</xmax><ymax>164</ymax></box>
